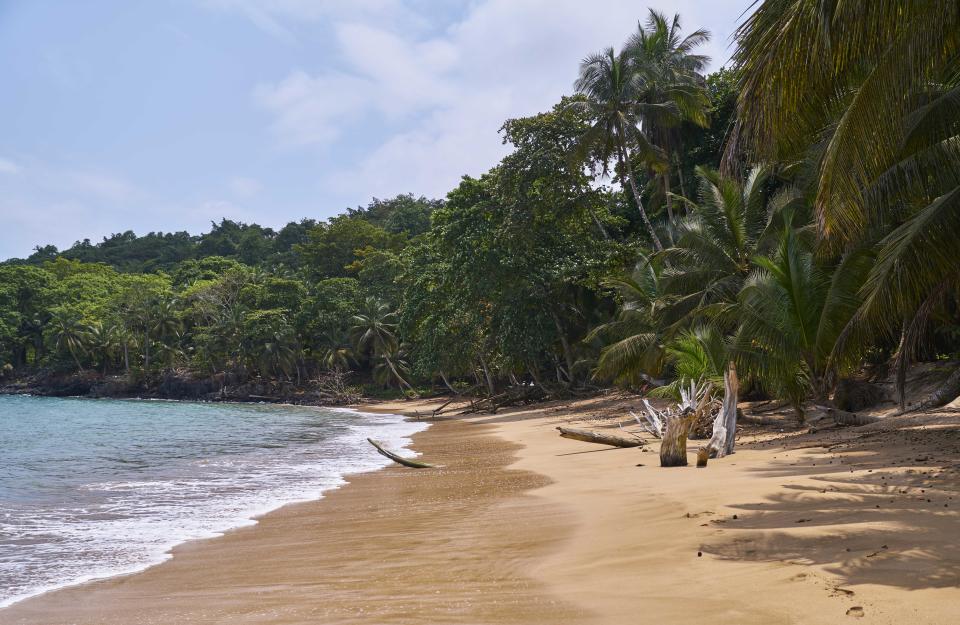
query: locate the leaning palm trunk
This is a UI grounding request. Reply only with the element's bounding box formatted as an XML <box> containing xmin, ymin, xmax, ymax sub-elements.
<box><xmin>384</xmin><ymin>355</ymin><xmax>416</xmax><ymax>395</ymax></box>
<box><xmin>662</xmin><ymin>171</ymin><xmax>676</xmax><ymax>245</ymax></box>
<box><xmin>918</xmin><ymin>366</ymin><xmax>960</xmax><ymax>412</ymax></box>
<box><xmin>617</xmin><ymin>143</ymin><xmax>663</xmax><ymax>251</ymax></box>
<box><xmin>439</xmin><ymin>370</ymin><xmax>459</xmax><ymax>395</ymax></box>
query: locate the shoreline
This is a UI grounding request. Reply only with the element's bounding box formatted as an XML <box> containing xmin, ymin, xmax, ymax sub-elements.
<box><xmin>3</xmin><ymin>395</ymin><xmax>958</xmax><ymax>624</ymax></box>
<box><xmin>0</xmin><ymin>399</ymin><xmax>428</xmax><ymax>614</ymax></box>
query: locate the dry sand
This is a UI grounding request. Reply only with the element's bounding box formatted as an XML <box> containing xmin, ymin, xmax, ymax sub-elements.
<box><xmin>3</xmin><ymin>394</ymin><xmax>959</xmax><ymax>624</ymax></box>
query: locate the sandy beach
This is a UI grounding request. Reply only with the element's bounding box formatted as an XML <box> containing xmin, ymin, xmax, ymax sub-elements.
<box><xmin>3</xmin><ymin>395</ymin><xmax>958</xmax><ymax>624</ymax></box>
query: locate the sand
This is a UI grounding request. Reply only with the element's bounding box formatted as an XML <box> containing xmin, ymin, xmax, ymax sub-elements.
<box><xmin>3</xmin><ymin>394</ymin><xmax>959</xmax><ymax>624</ymax></box>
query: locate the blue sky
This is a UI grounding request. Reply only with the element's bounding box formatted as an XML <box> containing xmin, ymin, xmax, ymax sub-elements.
<box><xmin>0</xmin><ymin>0</ymin><xmax>745</xmax><ymax>259</ymax></box>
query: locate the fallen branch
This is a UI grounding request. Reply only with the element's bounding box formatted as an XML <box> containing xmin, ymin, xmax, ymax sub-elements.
<box><xmin>556</xmin><ymin>426</ymin><xmax>643</xmax><ymax>448</ymax></box>
<box><xmin>366</xmin><ymin>438</ymin><xmax>437</xmax><ymax>468</ymax></box>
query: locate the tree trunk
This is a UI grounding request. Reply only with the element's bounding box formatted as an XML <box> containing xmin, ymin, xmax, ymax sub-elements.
<box><xmin>675</xmin><ymin>152</ymin><xmax>689</xmax><ymax>209</ymax></box>
<box><xmin>587</xmin><ymin>205</ymin><xmax>611</xmax><ymax>240</ymax></box>
<box><xmin>550</xmin><ymin>310</ymin><xmax>575</xmax><ymax>387</ymax></box>
<box><xmin>528</xmin><ymin>365</ymin><xmax>550</xmax><ymax>395</ymax></box>
<box><xmin>143</xmin><ymin>335</ymin><xmax>150</xmax><ymax>371</ymax></box>
<box><xmin>895</xmin><ymin>323</ymin><xmax>909</xmax><ymax>411</ymax></box>
<box><xmin>479</xmin><ymin>356</ymin><xmax>496</xmax><ymax>397</ymax></box>
<box><xmin>617</xmin><ymin>142</ymin><xmax>663</xmax><ymax>251</ymax></box>
<box><xmin>556</xmin><ymin>426</ymin><xmax>643</xmax><ymax>448</ymax></box>
<box><xmin>367</xmin><ymin>438</ymin><xmax>436</xmax><ymax>469</ymax></box>
<box><xmin>439</xmin><ymin>370</ymin><xmax>459</xmax><ymax>395</ymax></box>
<box><xmin>70</xmin><ymin>348</ymin><xmax>84</xmax><ymax>373</ymax></box>
<box><xmin>123</xmin><ymin>343</ymin><xmax>130</xmax><ymax>373</ymax></box>
<box><xmin>920</xmin><ymin>365</ymin><xmax>960</xmax><ymax>411</ymax></box>
<box><xmin>660</xmin><ymin>408</ymin><xmax>693</xmax><ymax>467</ymax></box>
<box><xmin>662</xmin><ymin>171</ymin><xmax>676</xmax><ymax>246</ymax></box>
<box><xmin>384</xmin><ymin>355</ymin><xmax>415</xmax><ymax>395</ymax></box>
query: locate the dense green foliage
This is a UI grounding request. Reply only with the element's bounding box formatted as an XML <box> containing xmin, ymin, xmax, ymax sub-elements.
<box><xmin>2</xmin><ymin>4</ymin><xmax>958</xmax><ymax>413</ymax></box>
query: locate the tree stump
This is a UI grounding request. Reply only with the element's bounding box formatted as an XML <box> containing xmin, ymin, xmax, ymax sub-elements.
<box><xmin>660</xmin><ymin>407</ymin><xmax>693</xmax><ymax>467</ymax></box>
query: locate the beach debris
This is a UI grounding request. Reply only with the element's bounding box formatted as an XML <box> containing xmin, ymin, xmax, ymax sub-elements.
<box><xmin>556</xmin><ymin>426</ymin><xmax>643</xmax><ymax>448</ymax></box>
<box><xmin>696</xmin><ymin>362</ymin><xmax>739</xmax><ymax>467</ymax></box>
<box><xmin>366</xmin><ymin>438</ymin><xmax>437</xmax><ymax>469</ymax></box>
<box><xmin>812</xmin><ymin>404</ymin><xmax>880</xmax><ymax>427</ymax></box>
<box><xmin>658</xmin><ymin>378</ymin><xmax>717</xmax><ymax>467</ymax></box>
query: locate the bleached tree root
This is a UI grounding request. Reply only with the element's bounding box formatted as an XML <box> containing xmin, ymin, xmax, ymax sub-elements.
<box><xmin>696</xmin><ymin>363</ymin><xmax>739</xmax><ymax>468</ymax></box>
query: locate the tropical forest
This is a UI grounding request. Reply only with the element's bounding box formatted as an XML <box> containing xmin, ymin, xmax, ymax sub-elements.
<box><xmin>2</xmin><ymin>3</ymin><xmax>959</xmax><ymax>421</ymax></box>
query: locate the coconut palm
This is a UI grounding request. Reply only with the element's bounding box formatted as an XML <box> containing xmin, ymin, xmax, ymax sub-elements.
<box><xmin>648</xmin><ymin>325</ymin><xmax>726</xmax><ymax>400</ymax></box>
<box><xmin>626</xmin><ymin>10</ymin><xmax>711</xmax><ymax>237</ymax></box>
<box><xmin>733</xmin><ymin>224</ymin><xmax>873</xmax><ymax>422</ymax></box>
<box><xmin>656</xmin><ymin>164</ymin><xmax>802</xmax><ymax>331</ymax></box>
<box><xmin>50</xmin><ymin>312</ymin><xmax>88</xmax><ymax>371</ymax></box>
<box><xmin>317</xmin><ymin>330</ymin><xmax>355</xmax><ymax>372</ymax></box>
<box><xmin>571</xmin><ymin>47</ymin><xmax>665</xmax><ymax>250</ymax></box>
<box><xmin>732</xmin><ymin>1</ymin><xmax>960</xmax><ymax>406</ymax></box>
<box><xmin>588</xmin><ymin>255</ymin><xmax>668</xmax><ymax>385</ymax></box>
<box><xmin>350</xmin><ymin>297</ymin><xmax>416</xmax><ymax>394</ymax></box>
<box><xmin>86</xmin><ymin>321</ymin><xmax>118</xmax><ymax>374</ymax></box>
<box><xmin>260</xmin><ymin>331</ymin><xmax>296</xmax><ymax>379</ymax></box>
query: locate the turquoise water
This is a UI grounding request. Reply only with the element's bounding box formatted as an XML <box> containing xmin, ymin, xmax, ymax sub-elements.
<box><xmin>0</xmin><ymin>395</ymin><xmax>425</xmax><ymax>607</ymax></box>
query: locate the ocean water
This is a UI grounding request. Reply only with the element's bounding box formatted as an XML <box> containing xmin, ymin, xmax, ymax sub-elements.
<box><xmin>0</xmin><ymin>395</ymin><xmax>427</xmax><ymax>608</ymax></box>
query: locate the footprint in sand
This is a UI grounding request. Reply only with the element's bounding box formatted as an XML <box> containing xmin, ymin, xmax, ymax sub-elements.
<box><xmin>846</xmin><ymin>606</ymin><xmax>865</xmax><ymax>617</ymax></box>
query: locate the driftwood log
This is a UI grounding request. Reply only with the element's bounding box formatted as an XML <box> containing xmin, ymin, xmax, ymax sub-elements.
<box><xmin>556</xmin><ymin>426</ymin><xmax>643</xmax><ymax>448</ymax></box>
<box><xmin>813</xmin><ymin>405</ymin><xmax>881</xmax><ymax>426</ymax></box>
<box><xmin>697</xmin><ymin>363</ymin><xmax>739</xmax><ymax>467</ymax></box>
<box><xmin>367</xmin><ymin>438</ymin><xmax>437</xmax><ymax>468</ymax></box>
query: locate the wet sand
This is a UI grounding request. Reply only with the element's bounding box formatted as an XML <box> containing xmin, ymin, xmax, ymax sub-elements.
<box><xmin>3</xmin><ymin>396</ymin><xmax>959</xmax><ymax>624</ymax></box>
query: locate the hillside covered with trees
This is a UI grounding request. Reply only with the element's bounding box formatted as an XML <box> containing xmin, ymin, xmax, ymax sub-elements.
<box><xmin>2</xmin><ymin>4</ymin><xmax>959</xmax><ymax>416</ymax></box>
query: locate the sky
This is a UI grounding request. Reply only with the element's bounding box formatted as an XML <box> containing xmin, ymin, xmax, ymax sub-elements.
<box><xmin>0</xmin><ymin>0</ymin><xmax>748</xmax><ymax>260</ymax></box>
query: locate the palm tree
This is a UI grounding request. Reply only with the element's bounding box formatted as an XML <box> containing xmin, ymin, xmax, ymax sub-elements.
<box><xmin>732</xmin><ymin>1</ymin><xmax>960</xmax><ymax>406</ymax></box>
<box><xmin>648</xmin><ymin>325</ymin><xmax>726</xmax><ymax>400</ymax></box>
<box><xmin>657</xmin><ymin>164</ymin><xmax>799</xmax><ymax>331</ymax></box>
<box><xmin>86</xmin><ymin>321</ymin><xmax>118</xmax><ymax>374</ymax></box>
<box><xmin>317</xmin><ymin>330</ymin><xmax>355</xmax><ymax>372</ymax></box>
<box><xmin>372</xmin><ymin>344</ymin><xmax>413</xmax><ymax>391</ymax></box>
<box><xmin>733</xmin><ymin>224</ymin><xmax>873</xmax><ymax>422</ymax></box>
<box><xmin>260</xmin><ymin>331</ymin><xmax>296</xmax><ymax>379</ymax></box>
<box><xmin>626</xmin><ymin>10</ymin><xmax>711</xmax><ymax>238</ymax></box>
<box><xmin>572</xmin><ymin>47</ymin><xmax>665</xmax><ymax>250</ymax></box>
<box><xmin>50</xmin><ymin>312</ymin><xmax>88</xmax><ymax>372</ymax></box>
<box><xmin>350</xmin><ymin>297</ymin><xmax>416</xmax><ymax>394</ymax></box>
<box><xmin>588</xmin><ymin>255</ymin><xmax>668</xmax><ymax>386</ymax></box>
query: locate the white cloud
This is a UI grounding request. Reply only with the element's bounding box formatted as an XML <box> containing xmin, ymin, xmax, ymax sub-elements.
<box><xmin>228</xmin><ymin>176</ymin><xmax>262</xmax><ymax>198</ymax></box>
<box><xmin>254</xmin><ymin>69</ymin><xmax>376</xmax><ymax>146</ymax></box>
<box><xmin>0</xmin><ymin>158</ymin><xmax>21</xmax><ymax>175</ymax></box>
<box><xmin>200</xmin><ymin>0</ymin><xmax>427</xmax><ymax>42</ymax></box>
<box><xmin>253</xmin><ymin>0</ymin><xmax>742</xmax><ymax>201</ymax></box>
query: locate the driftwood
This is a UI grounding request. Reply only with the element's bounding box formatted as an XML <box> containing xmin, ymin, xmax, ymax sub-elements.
<box><xmin>556</xmin><ymin>426</ymin><xmax>643</xmax><ymax>448</ymax></box>
<box><xmin>366</xmin><ymin>438</ymin><xmax>437</xmax><ymax>468</ymax></box>
<box><xmin>697</xmin><ymin>363</ymin><xmax>739</xmax><ymax>467</ymax></box>
<box><xmin>813</xmin><ymin>405</ymin><xmax>881</xmax><ymax>426</ymax></box>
